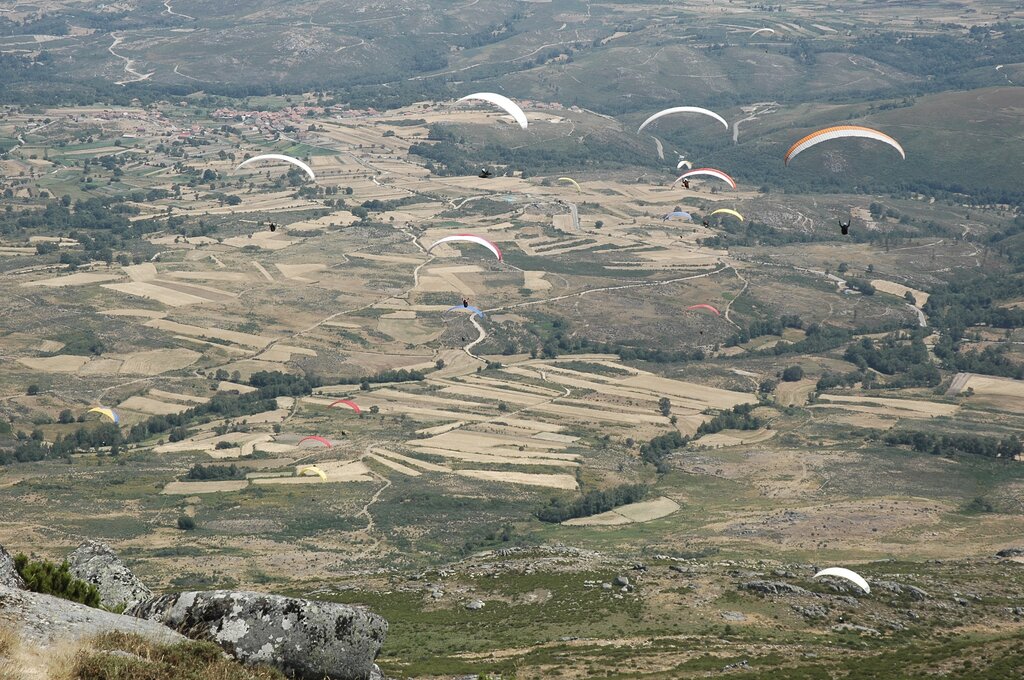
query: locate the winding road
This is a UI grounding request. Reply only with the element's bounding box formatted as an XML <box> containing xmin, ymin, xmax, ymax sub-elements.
<box><xmin>108</xmin><ymin>33</ymin><xmax>155</xmax><ymax>85</ymax></box>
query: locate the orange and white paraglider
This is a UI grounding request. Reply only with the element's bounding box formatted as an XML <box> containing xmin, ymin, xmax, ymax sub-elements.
<box><xmin>785</xmin><ymin>126</ymin><xmax>905</xmax><ymax>165</ymax></box>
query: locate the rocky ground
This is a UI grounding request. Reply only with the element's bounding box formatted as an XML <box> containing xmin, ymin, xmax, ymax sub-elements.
<box><xmin>0</xmin><ymin>542</ymin><xmax>387</xmax><ymax>680</ymax></box>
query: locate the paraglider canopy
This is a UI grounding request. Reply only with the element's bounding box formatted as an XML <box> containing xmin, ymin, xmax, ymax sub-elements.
<box><xmin>710</xmin><ymin>208</ymin><xmax>744</xmax><ymax>222</ymax></box>
<box><xmin>447</xmin><ymin>305</ymin><xmax>486</xmax><ymax>319</ymax></box>
<box><xmin>427</xmin><ymin>234</ymin><xmax>502</xmax><ymax>261</ymax></box>
<box><xmin>235</xmin><ymin>154</ymin><xmax>315</xmax><ymax>181</ymax></box>
<box><xmin>676</xmin><ymin>160</ymin><xmax>693</xmax><ymax>170</ymax></box>
<box><xmin>663</xmin><ymin>211</ymin><xmax>692</xmax><ymax>221</ymax></box>
<box><xmin>785</xmin><ymin>126</ymin><xmax>905</xmax><ymax>165</ymax></box>
<box><xmin>675</xmin><ymin>168</ymin><xmax>737</xmax><ymax>190</ymax></box>
<box><xmin>686</xmin><ymin>304</ymin><xmax>721</xmax><ymax>316</ymax></box>
<box><xmin>457</xmin><ymin>93</ymin><xmax>529</xmax><ymax>130</ymax></box>
<box><xmin>751</xmin><ymin>27</ymin><xmax>776</xmax><ymax>37</ymax></box>
<box><xmin>298</xmin><ymin>465</ymin><xmax>327</xmax><ymax>481</ymax></box>
<box><xmin>299</xmin><ymin>435</ymin><xmax>333</xmax><ymax>448</ymax></box>
<box><xmin>637</xmin><ymin>107</ymin><xmax>729</xmax><ymax>134</ymax></box>
<box><xmin>328</xmin><ymin>399</ymin><xmax>362</xmax><ymax>414</ymax></box>
<box><xmin>87</xmin><ymin>407</ymin><xmax>119</xmax><ymax>424</ymax></box>
<box><xmin>814</xmin><ymin>567</ymin><xmax>870</xmax><ymax>594</ymax></box>
<box><xmin>557</xmin><ymin>177</ymin><xmax>582</xmax><ymax>193</ymax></box>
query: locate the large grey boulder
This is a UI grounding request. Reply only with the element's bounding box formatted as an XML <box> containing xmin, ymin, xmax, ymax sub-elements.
<box><xmin>0</xmin><ymin>584</ymin><xmax>185</xmax><ymax>650</ymax></box>
<box><xmin>127</xmin><ymin>590</ymin><xmax>387</xmax><ymax>680</ymax></box>
<box><xmin>68</xmin><ymin>540</ymin><xmax>151</xmax><ymax>610</ymax></box>
<box><xmin>0</xmin><ymin>545</ymin><xmax>25</xmax><ymax>590</ymax></box>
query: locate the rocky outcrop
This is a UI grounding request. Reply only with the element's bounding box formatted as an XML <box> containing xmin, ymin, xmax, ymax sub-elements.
<box><xmin>0</xmin><ymin>584</ymin><xmax>185</xmax><ymax>649</ymax></box>
<box><xmin>68</xmin><ymin>540</ymin><xmax>151</xmax><ymax>610</ymax></box>
<box><xmin>127</xmin><ymin>590</ymin><xmax>387</xmax><ymax>680</ymax></box>
<box><xmin>873</xmin><ymin>580</ymin><xmax>929</xmax><ymax>601</ymax></box>
<box><xmin>0</xmin><ymin>545</ymin><xmax>25</xmax><ymax>590</ymax></box>
<box><xmin>740</xmin><ymin>580</ymin><xmax>810</xmax><ymax>596</ymax></box>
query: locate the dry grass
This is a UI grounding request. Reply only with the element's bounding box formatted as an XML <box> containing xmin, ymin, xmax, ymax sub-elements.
<box><xmin>0</xmin><ymin>627</ymin><xmax>17</xmax><ymax>659</ymax></box>
<box><xmin>67</xmin><ymin>632</ymin><xmax>287</xmax><ymax>680</ymax></box>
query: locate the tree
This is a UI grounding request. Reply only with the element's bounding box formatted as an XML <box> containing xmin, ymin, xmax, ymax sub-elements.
<box><xmin>758</xmin><ymin>378</ymin><xmax>778</xmax><ymax>394</ymax></box>
<box><xmin>435</xmin><ymin>359</ymin><xmax>446</xmax><ymax>370</ymax></box>
<box><xmin>658</xmin><ymin>397</ymin><xmax>672</xmax><ymax>417</ymax></box>
<box><xmin>58</xmin><ymin>410</ymin><xmax>74</xmax><ymax>424</ymax></box>
<box><xmin>177</xmin><ymin>516</ymin><xmax>196</xmax><ymax>531</ymax></box>
<box><xmin>498</xmin><ymin>402</ymin><xmax>509</xmax><ymax>412</ymax></box>
<box><xmin>781</xmin><ymin>365</ymin><xmax>804</xmax><ymax>382</ymax></box>
<box><xmin>837</xmin><ymin>262</ymin><xmax>849</xmax><ymax>273</ymax></box>
<box><xmin>26</xmin><ymin>384</ymin><xmax>39</xmax><ymax>396</ymax></box>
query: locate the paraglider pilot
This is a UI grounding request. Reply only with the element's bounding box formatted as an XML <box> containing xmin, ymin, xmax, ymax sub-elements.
<box><xmin>839</xmin><ymin>220</ymin><xmax>851</xmax><ymax>236</ymax></box>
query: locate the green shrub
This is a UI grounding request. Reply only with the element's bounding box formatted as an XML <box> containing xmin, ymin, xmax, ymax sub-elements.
<box><xmin>13</xmin><ymin>554</ymin><xmax>101</xmax><ymax>608</ymax></box>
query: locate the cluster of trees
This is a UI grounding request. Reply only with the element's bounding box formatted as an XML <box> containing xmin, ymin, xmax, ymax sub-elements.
<box><xmin>695</xmin><ymin>403</ymin><xmax>763</xmax><ymax>437</ymax></box>
<box><xmin>843</xmin><ymin>334</ymin><xmax>941</xmax><ymax>388</ymax></box>
<box><xmin>357</xmin><ymin>368</ymin><xmax>425</xmax><ymax>388</ymax></box>
<box><xmin>934</xmin><ymin>340</ymin><xmax>1024</xmax><ymax>379</ymax></box>
<box><xmin>845</xmin><ymin>278</ymin><xmax>876</xmax><ymax>296</ymax></box>
<box><xmin>536</xmin><ymin>483</ymin><xmax>648</xmax><ymax>523</ymax></box>
<box><xmin>816</xmin><ymin>369</ymin><xmax>865</xmax><ymax>392</ymax></box>
<box><xmin>185</xmin><ymin>464</ymin><xmax>244</xmax><ymax>481</ymax></box>
<box><xmin>921</xmin><ymin>271</ymin><xmax>1024</xmax><ymax>379</ymax></box>
<box><xmin>725</xmin><ymin>315</ymin><xmax>803</xmax><ymax>347</ymax></box>
<box><xmin>0</xmin><ymin>423</ymin><xmax>122</xmax><ymax>465</ymax></box>
<box><xmin>639</xmin><ymin>431</ymin><xmax>689</xmax><ymax>474</ymax></box>
<box><xmin>1</xmin><ymin>372</ymin><xmax>317</xmax><ymax>465</ymax></box>
<box><xmin>883</xmin><ymin>430</ymin><xmax>1023</xmax><ymax>460</ymax></box>
<box><xmin>755</xmin><ymin>324</ymin><xmax>852</xmax><ymax>357</ymax></box>
<box><xmin>924</xmin><ymin>272</ymin><xmax>1024</xmax><ymax>331</ymax></box>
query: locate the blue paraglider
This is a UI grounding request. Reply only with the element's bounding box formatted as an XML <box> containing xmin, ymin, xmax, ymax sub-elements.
<box><xmin>447</xmin><ymin>305</ymin><xmax>486</xmax><ymax>319</ymax></box>
<box><xmin>662</xmin><ymin>211</ymin><xmax>692</xmax><ymax>221</ymax></box>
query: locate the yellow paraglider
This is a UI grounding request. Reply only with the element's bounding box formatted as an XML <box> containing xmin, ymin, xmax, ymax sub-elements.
<box><xmin>87</xmin><ymin>407</ymin><xmax>119</xmax><ymax>424</ymax></box>
<box><xmin>710</xmin><ymin>208</ymin><xmax>744</xmax><ymax>222</ymax></box>
<box><xmin>298</xmin><ymin>465</ymin><xmax>327</xmax><ymax>481</ymax></box>
<box><xmin>557</xmin><ymin>177</ymin><xmax>581</xmax><ymax>194</ymax></box>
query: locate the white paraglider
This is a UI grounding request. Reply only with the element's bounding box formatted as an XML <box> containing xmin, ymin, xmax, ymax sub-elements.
<box><xmin>235</xmin><ymin>154</ymin><xmax>315</xmax><ymax>181</ymax></box>
<box><xmin>427</xmin><ymin>234</ymin><xmax>503</xmax><ymax>261</ymax></box>
<box><xmin>637</xmin><ymin>107</ymin><xmax>729</xmax><ymax>134</ymax></box>
<box><xmin>814</xmin><ymin>568</ymin><xmax>870</xmax><ymax>594</ymax></box>
<box><xmin>457</xmin><ymin>93</ymin><xmax>528</xmax><ymax>130</ymax></box>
